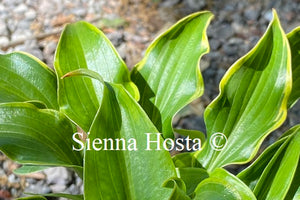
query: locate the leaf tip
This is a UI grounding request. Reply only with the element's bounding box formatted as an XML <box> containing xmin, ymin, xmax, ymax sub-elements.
<box><xmin>61</xmin><ymin>73</ymin><xmax>70</xmax><ymax>80</ymax></box>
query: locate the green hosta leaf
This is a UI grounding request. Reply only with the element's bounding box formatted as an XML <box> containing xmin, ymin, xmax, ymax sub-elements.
<box><xmin>174</xmin><ymin>128</ymin><xmax>206</xmax><ymax>144</ymax></box>
<box><xmin>293</xmin><ymin>187</ymin><xmax>300</xmax><ymax>200</ymax></box>
<box><xmin>172</xmin><ymin>152</ymin><xmax>202</xmax><ymax>168</ymax></box>
<box><xmin>84</xmin><ymin>82</ymin><xmax>176</xmax><ymax>199</ymax></box>
<box><xmin>194</xmin><ymin>168</ymin><xmax>256</xmax><ymax>200</ymax></box>
<box><xmin>286</xmin><ymin>163</ymin><xmax>300</xmax><ymax>200</ymax></box>
<box><xmin>17</xmin><ymin>196</ymin><xmax>47</xmax><ymax>200</ymax></box>
<box><xmin>0</xmin><ymin>103</ymin><xmax>83</xmax><ymax>170</ymax></box>
<box><xmin>0</xmin><ymin>52</ymin><xmax>58</xmax><ymax>109</ymax></box>
<box><xmin>176</xmin><ymin>168</ymin><xmax>209</xmax><ymax>196</ymax></box>
<box><xmin>196</xmin><ymin>10</ymin><xmax>291</xmax><ymax>171</ymax></box>
<box><xmin>252</xmin><ymin>125</ymin><xmax>300</xmax><ymax>200</ymax></box>
<box><xmin>54</xmin><ymin>21</ymin><xmax>138</xmax><ymax>131</ymax></box>
<box><xmin>237</xmin><ymin>136</ymin><xmax>287</xmax><ymax>189</ymax></box>
<box><xmin>14</xmin><ymin>165</ymin><xmax>50</xmax><ymax>175</ymax></box>
<box><xmin>287</xmin><ymin>27</ymin><xmax>300</xmax><ymax>107</ymax></box>
<box><xmin>237</xmin><ymin>125</ymin><xmax>296</xmax><ymax>189</ymax></box>
<box><xmin>25</xmin><ymin>193</ymin><xmax>83</xmax><ymax>200</ymax></box>
<box><xmin>163</xmin><ymin>177</ymin><xmax>191</xmax><ymax>200</ymax></box>
<box><xmin>131</xmin><ymin>11</ymin><xmax>213</xmax><ymax>138</ymax></box>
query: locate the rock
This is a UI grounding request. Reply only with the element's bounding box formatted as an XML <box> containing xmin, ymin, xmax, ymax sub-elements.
<box><xmin>11</xmin><ymin>29</ymin><xmax>32</xmax><ymax>41</ymax></box>
<box><xmin>161</xmin><ymin>0</ymin><xmax>181</xmax><ymax>7</ymax></box>
<box><xmin>44</xmin><ymin>167</ymin><xmax>72</xmax><ymax>185</ymax></box>
<box><xmin>0</xmin><ymin>20</ymin><xmax>7</xmax><ymax>36</ymax></box>
<box><xmin>8</xmin><ymin>174</ymin><xmax>18</xmax><ymax>183</ymax></box>
<box><xmin>215</xmin><ymin>24</ymin><xmax>234</xmax><ymax>41</ymax></box>
<box><xmin>244</xmin><ymin>7</ymin><xmax>261</xmax><ymax>21</ymax></box>
<box><xmin>263</xmin><ymin>10</ymin><xmax>273</xmax><ymax>22</ymax></box>
<box><xmin>43</xmin><ymin>41</ymin><xmax>57</xmax><ymax>55</ymax></box>
<box><xmin>216</xmin><ymin>68</ymin><xmax>226</xmax><ymax>84</ymax></box>
<box><xmin>0</xmin><ymin>36</ymin><xmax>9</xmax><ymax>46</ymax></box>
<box><xmin>184</xmin><ymin>0</ymin><xmax>206</xmax><ymax>11</ymax></box>
<box><xmin>209</xmin><ymin>39</ymin><xmax>221</xmax><ymax>51</ymax></box>
<box><xmin>66</xmin><ymin>184</ymin><xmax>81</xmax><ymax>194</ymax></box>
<box><xmin>116</xmin><ymin>43</ymin><xmax>126</xmax><ymax>61</ymax></box>
<box><xmin>200</xmin><ymin>59</ymin><xmax>210</xmax><ymax>71</ymax></box>
<box><xmin>0</xmin><ymin>4</ymin><xmax>6</xmax><ymax>13</ymax></box>
<box><xmin>222</xmin><ymin>37</ymin><xmax>243</xmax><ymax>56</ymax></box>
<box><xmin>24</xmin><ymin>181</ymin><xmax>52</xmax><ymax>194</ymax></box>
<box><xmin>223</xmin><ymin>43</ymin><xmax>238</xmax><ymax>56</ymax></box>
<box><xmin>25</xmin><ymin>178</ymin><xmax>37</xmax><ymax>184</ymax></box>
<box><xmin>0</xmin><ymin>168</ymin><xmax>5</xmax><ymax>176</ymax></box>
<box><xmin>50</xmin><ymin>184</ymin><xmax>66</xmax><ymax>193</ymax></box>
<box><xmin>25</xmin><ymin>9</ymin><xmax>37</xmax><ymax>20</ymax></box>
<box><xmin>106</xmin><ymin>31</ymin><xmax>124</xmax><ymax>47</ymax></box>
<box><xmin>72</xmin><ymin>8</ymin><xmax>87</xmax><ymax>17</ymax></box>
<box><xmin>15</xmin><ymin>4</ymin><xmax>28</xmax><ymax>14</ymax></box>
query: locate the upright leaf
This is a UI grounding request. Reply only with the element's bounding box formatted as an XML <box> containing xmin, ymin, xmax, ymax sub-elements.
<box><xmin>55</xmin><ymin>21</ymin><xmax>138</xmax><ymax>131</ymax></box>
<box><xmin>252</xmin><ymin>126</ymin><xmax>300</xmax><ymax>200</ymax></box>
<box><xmin>237</xmin><ymin>136</ymin><xmax>287</xmax><ymax>189</ymax></box>
<box><xmin>287</xmin><ymin>27</ymin><xmax>300</xmax><ymax>107</ymax></box>
<box><xmin>0</xmin><ymin>103</ymin><xmax>83</xmax><ymax>170</ymax></box>
<box><xmin>196</xmin><ymin>10</ymin><xmax>291</xmax><ymax>171</ymax></box>
<box><xmin>0</xmin><ymin>52</ymin><xmax>58</xmax><ymax>109</ymax></box>
<box><xmin>131</xmin><ymin>11</ymin><xmax>213</xmax><ymax>138</ymax></box>
<box><xmin>194</xmin><ymin>168</ymin><xmax>256</xmax><ymax>200</ymax></box>
<box><xmin>84</xmin><ymin>83</ymin><xmax>176</xmax><ymax>199</ymax></box>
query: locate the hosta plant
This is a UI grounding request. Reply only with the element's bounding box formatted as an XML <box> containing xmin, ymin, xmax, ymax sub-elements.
<box><xmin>0</xmin><ymin>9</ymin><xmax>299</xmax><ymax>200</ymax></box>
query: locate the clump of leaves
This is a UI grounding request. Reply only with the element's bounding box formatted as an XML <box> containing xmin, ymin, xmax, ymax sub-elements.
<box><xmin>0</xmin><ymin>9</ymin><xmax>299</xmax><ymax>200</ymax></box>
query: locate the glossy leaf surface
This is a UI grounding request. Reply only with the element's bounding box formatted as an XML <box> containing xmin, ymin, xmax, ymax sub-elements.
<box><xmin>252</xmin><ymin>125</ymin><xmax>300</xmax><ymax>200</ymax></box>
<box><xmin>163</xmin><ymin>178</ymin><xmax>191</xmax><ymax>200</ymax></box>
<box><xmin>0</xmin><ymin>103</ymin><xmax>83</xmax><ymax>169</ymax></box>
<box><xmin>84</xmin><ymin>82</ymin><xmax>176</xmax><ymax>199</ymax></box>
<box><xmin>131</xmin><ymin>11</ymin><xmax>213</xmax><ymax>138</ymax></box>
<box><xmin>237</xmin><ymin>136</ymin><xmax>286</xmax><ymax>189</ymax></box>
<box><xmin>194</xmin><ymin>168</ymin><xmax>256</xmax><ymax>200</ymax></box>
<box><xmin>14</xmin><ymin>165</ymin><xmax>50</xmax><ymax>175</ymax></box>
<box><xmin>0</xmin><ymin>52</ymin><xmax>58</xmax><ymax>109</ymax></box>
<box><xmin>196</xmin><ymin>10</ymin><xmax>291</xmax><ymax>171</ymax></box>
<box><xmin>176</xmin><ymin>167</ymin><xmax>209</xmax><ymax>196</ymax></box>
<box><xmin>287</xmin><ymin>27</ymin><xmax>300</xmax><ymax>107</ymax></box>
<box><xmin>55</xmin><ymin>21</ymin><xmax>138</xmax><ymax>131</ymax></box>
<box><xmin>173</xmin><ymin>152</ymin><xmax>202</xmax><ymax>168</ymax></box>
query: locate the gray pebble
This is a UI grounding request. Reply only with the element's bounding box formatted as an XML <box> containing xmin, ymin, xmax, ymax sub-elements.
<box><xmin>215</xmin><ymin>24</ymin><xmax>234</xmax><ymax>41</ymax></box>
<box><xmin>50</xmin><ymin>184</ymin><xmax>67</xmax><ymax>193</ymax></box>
<box><xmin>25</xmin><ymin>9</ymin><xmax>37</xmax><ymax>20</ymax></box>
<box><xmin>0</xmin><ymin>20</ymin><xmax>8</xmax><ymax>36</ymax></box>
<box><xmin>44</xmin><ymin>167</ymin><xmax>72</xmax><ymax>185</ymax></box>
<box><xmin>264</xmin><ymin>10</ymin><xmax>273</xmax><ymax>21</ymax></box>
<box><xmin>0</xmin><ymin>36</ymin><xmax>9</xmax><ymax>46</ymax></box>
<box><xmin>72</xmin><ymin>8</ymin><xmax>87</xmax><ymax>17</ymax></box>
<box><xmin>14</xmin><ymin>4</ymin><xmax>28</xmax><ymax>14</ymax></box>
<box><xmin>8</xmin><ymin>174</ymin><xmax>18</xmax><ymax>183</ymax></box>
<box><xmin>209</xmin><ymin>39</ymin><xmax>221</xmax><ymax>51</ymax></box>
<box><xmin>25</xmin><ymin>182</ymin><xmax>52</xmax><ymax>194</ymax></box>
<box><xmin>0</xmin><ymin>168</ymin><xmax>5</xmax><ymax>176</ymax></box>
<box><xmin>185</xmin><ymin>0</ymin><xmax>206</xmax><ymax>10</ymax></box>
<box><xmin>161</xmin><ymin>0</ymin><xmax>181</xmax><ymax>7</ymax></box>
<box><xmin>244</xmin><ymin>8</ymin><xmax>261</xmax><ymax>21</ymax></box>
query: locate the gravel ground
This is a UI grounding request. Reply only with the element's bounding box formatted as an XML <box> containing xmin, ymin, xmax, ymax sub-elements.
<box><xmin>0</xmin><ymin>0</ymin><xmax>299</xmax><ymax>199</ymax></box>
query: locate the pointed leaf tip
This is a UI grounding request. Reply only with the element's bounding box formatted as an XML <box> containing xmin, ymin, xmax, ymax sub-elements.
<box><xmin>131</xmin><ymin>11</ymin><xmax>213</xmax><ymax>138</ymax></box>
<box><xmin>197</xmin><ymin>9</ymin><xmax>291</xmax><ymax>171</ymax></box>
